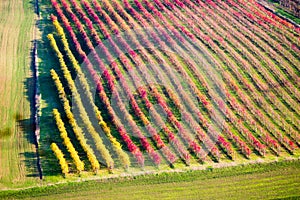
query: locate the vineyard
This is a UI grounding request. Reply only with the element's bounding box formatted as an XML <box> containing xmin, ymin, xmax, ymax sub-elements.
<box><xmin>40</xmin><ymin>0</ymin><xmax>300</xmax><ymax>177</ymax></box>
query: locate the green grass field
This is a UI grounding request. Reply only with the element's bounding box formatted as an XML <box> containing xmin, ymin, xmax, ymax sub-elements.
<box><xmin>0</xmin><ymin>0</ymin><xmax>38</xmax><ymax>189</ymax></box>
<box><xmin>0</xmin><ymin>160</ymin><xmax>299</xmax><ymax>199</ymax></box>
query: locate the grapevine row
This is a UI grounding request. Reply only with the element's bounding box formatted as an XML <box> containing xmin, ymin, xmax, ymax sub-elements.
<box><xmin>51</xmin><ymin>15</ymin><xmax>131</xmax><ymax>168</ymax></box>
<box><xmin>51</xmin><ymin>143</ymin><xmax>69</xmax><ymax>176</ymax></box>
<box><xmin>53</xmin><ymin>108</ymin><xmax>85</xmax><ymax>172</ymax></box>
<box><xmin>50</xmin><ymin>69</ymin><xmax>101</xmax><ymax>172</ymax></box>
<box><xmin>48</xmin><ymin>33</ymin><xmax>114</xmax><ymax>169</ymax></box>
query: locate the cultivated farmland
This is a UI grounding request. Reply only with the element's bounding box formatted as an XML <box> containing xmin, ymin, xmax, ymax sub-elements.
<box><xmin>38</xmin><ymin>0</ymin><xmax>300</xmax><ymax>176</ymax></box>
<box><xmin>0</xmin><ymin>0</ymin><xmax>300</xmax><ymax>199</ymax></box>
<box><xmin>0</xmin><ymin>0</ymin><xmax>37</xmax><ymax>188</ymax></box>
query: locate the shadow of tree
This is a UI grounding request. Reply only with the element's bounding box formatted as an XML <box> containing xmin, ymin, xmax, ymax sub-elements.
<box><xmin>27</xmin><ymin>0</ymin><xmax>70</xmax><ymax>177</ymax></box>
<box><xmin>16</xmin><ymin>0</ymin><xmax>56</xmax><ymax>179</ymax></box>
<box><xmin>16</xmin><ymin>37</ymin><xmax>42</xmax><ymax>179</ymax></box>
<box><xmin>0</xmin><ymin>128</ymin><xmax>12</xmax><ymax>139</ymax></box>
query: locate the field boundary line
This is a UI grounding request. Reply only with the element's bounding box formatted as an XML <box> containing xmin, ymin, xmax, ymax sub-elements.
<box><xmin>33</xmin><ymin>0</ymin><xmax>42</xmax><ymax>180</ymax></box>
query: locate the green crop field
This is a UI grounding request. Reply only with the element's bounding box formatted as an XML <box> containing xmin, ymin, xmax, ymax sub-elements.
<box><xmin>0</xmin><ymin>0</ymin><xmax>38</xmax><ymax>189</ymax></box>
<box><xmin>0</xmin><ymin>0</ymin><xmax>300</xmax><ymax>199</ymax></box>
<box><xmin>0</xmin><ymin>160</ymin><xmax>300</xmax><ymax>199</ymax></box>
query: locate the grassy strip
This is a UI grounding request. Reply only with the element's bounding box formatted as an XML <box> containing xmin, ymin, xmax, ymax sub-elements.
<box><xmin>267</xmin><ymin>0</ymin><xmax>300</xmax><ymax>25</ymax></box>
<box><xmin>0</xmin><ymin>159</ymin><xmax>299</xmax><ymax>199</ymax></box>
<box><xmin>276</xmin><ymin>8</ymin><xmax>300</xmax><ymax>25</ymax></box>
